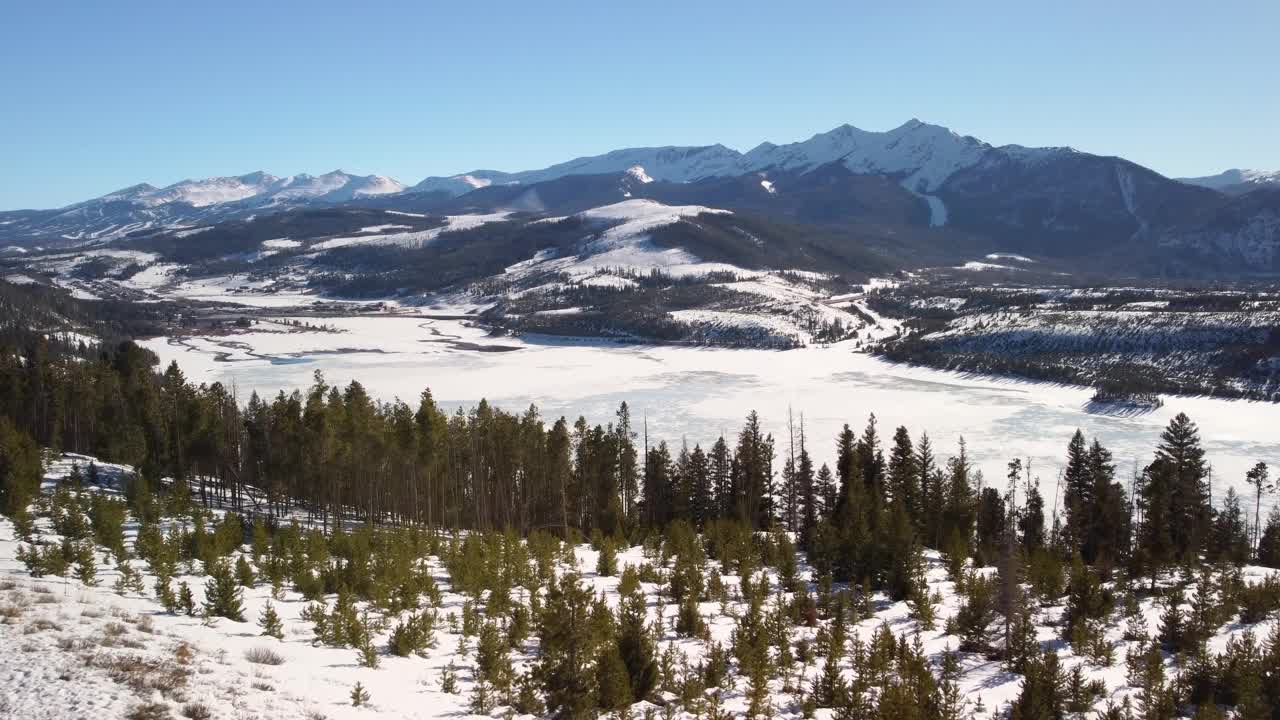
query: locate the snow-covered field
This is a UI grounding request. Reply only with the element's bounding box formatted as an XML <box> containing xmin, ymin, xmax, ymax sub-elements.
<box><xmin>143</xmin><ymin>315</ymin><xmax>1280</xmax><ymax>511</ymax></box>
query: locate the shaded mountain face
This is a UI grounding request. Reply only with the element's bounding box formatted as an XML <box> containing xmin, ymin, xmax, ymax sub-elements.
<box><xmin>2</xmin><ymin>120</ymin><xmax>1277</xmax><ymax>277</ymax></box>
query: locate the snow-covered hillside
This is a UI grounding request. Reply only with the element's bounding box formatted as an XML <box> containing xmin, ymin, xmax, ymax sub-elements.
<box><xmin>2</xmin><ymin>454</ymin><xmax>1277</xmax><ymax>720</ymax></box>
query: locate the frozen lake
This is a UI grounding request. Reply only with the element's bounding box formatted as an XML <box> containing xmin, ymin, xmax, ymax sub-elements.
<box><xmin>143</xmin><ymin>314</ymin><xmax>1280</xmax><ymax>511</ymax></box>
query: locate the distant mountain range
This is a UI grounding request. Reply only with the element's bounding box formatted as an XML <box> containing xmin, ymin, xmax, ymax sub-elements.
<box><xmin>2</xmin><ymin>120</ymin><xmax>1278</xmax><ymax>276</ymax></box>
<box><xmin>1178</xmin><ymin>169</ymin><xmax>1280</xmax><ymax>196</ymax></box>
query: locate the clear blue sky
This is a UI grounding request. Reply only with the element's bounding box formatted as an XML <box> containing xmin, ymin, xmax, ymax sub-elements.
<box><xmin>2</xmin><ymin>0</ymin><xmax>1277</xmax><ymax>210</ymax></box>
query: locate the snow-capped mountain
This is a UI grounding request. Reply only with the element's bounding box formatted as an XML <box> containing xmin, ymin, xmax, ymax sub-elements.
<box><xmin>412</xmin><ymin>120</ymin><xmax>1000</xmax><ymax>198</ymax></box>
<box><xmin>83</xmin><ymin>170</ymin><xmax>407</xmax><ymax>209</ymax></box>
<box><xmin>4</xmin><ymin>120</ymin><xmax>1279</xmax><ymax>276</ymax></box>
<box><xmin>0</xmin><ymin>171</ymin><xmax>407</xmax><ymax>246</ymax></box>
<box><xmin>739</xmin><ymin>119</ymin><xmax>993</xmax><ymax>192</ymax></box>
<box><xmin>1179</xmin><ymin>168</ymin><xmax>1280</xmax><ymax>195</ymax></box>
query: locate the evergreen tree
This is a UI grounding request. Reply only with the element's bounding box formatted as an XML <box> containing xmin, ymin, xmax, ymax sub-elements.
<box><xmin>975</xmin><ymin>487</ymin><xmax>1005</xmax><ymax>565</ymax></box>
<box><xmin>1210</xmin><ymin>487</ymin><xmax>1251</xmax><ymax>564</ymax></box>
<box><xmin>350</xmin><ymin>681</ymin><xmax>370</xmax><ymax>707</ymax></box>
<box><xmin>1138</xmin><ymin>413</ymin><xmax>1213</xmax><ymax>571</ymax></box>
<box><xmin>936</xmin><ymin>646</ymin><xmax>967</xmax><ymax>720</ymax></box>
<box><xmin>1257</xmin><ymin>505</ymin><xmax>1280</xmax><ymax>568</ymax></box>
<box><xmin>1009</xmin><ymin>647</ymin><xmax>1066</xmax><ymax>720</ymax></box>
<box><xmin>687</xmin><ymin>444</ymin><xmax>712</xmax><ymax>529</ymax></box>
<box><xmin>797</xmin><ymin>438</ymin><xmax>817</xmax><ymax>546</ymax></box>
<box><xmin>536</xmin><ymin>573</ymin><xmax>597</xmax><ymax>720</ymax></box>
<box><xmin>1244</xmin><ymin>461</ymin><xmax>1272</xmax><ymax>557</ymax></box>
<box><xmin>709</xmin><ymin>436</ymin><xmax>732</xmax><ymax>521</ymax></box>
<box><xmin>815</xmin><ymin>463</ymin><xmax>836</xmax><ymax>521</ymax></box>
<box><xmin>1061</xmin><ymin>430</ymin><xmax>1091</xmax><ymax>555</ymax></box>
<box><xmin>732</xmin><ymin>411</ymin><xmax>775</xmax><ymax>529</ymax></box>
<box><xmin>887</xmin><ymin>426</ymin><xmax>919</xmax><ymax>526</ymax></box>
<box><xmin>616</xmin><ymin>584</ymin><xmax>658</xmax><ymax>702</ymax></box>
<box><xmin>235</xmin><ymin>555</ymin><xmax>256</xmax><ymax>587</ymax></box>
<box><xmin>259</xmin><ymin>601</ymin><xmax>284</xmax><ymax>639</ymax></box>
<box><xmin>1062</xmin><ymin>554</ymin><xmax>1112</xmax><ymax>647</ymax></box>
<box><xmin>203</xmin><ymin>559</ymin><xmax>245</xmax><ymax>622</ymax></box>
<box><xmin>1020</xmin><ymin>470</ymin><xmax>1047</xmax><ymax>553</ymax></box>
<box><xmin>595</xmin><ymin>643</ymin><xmax>632</xmax><ymax>712</ymax></box>
<box><xmin>177</xmin><ymin>581</ymin><xmax>196</xmax><ymax>616</ymax></box>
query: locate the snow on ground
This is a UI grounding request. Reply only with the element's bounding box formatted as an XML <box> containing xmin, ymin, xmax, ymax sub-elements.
<box><xmin>142</xmin><ymin>315</ymin><xmax>1280</xmax><ymax>508</ymax></box>
<box><xmin>956</xmin><ymin>261</ymin><xmax>1022</xmax><ymax>272</ymax></box>
<box><xmin>985</xmin><ymin>253</ymin><xmax>1035</xmax><ymax>263</ymax></box>
<box><xmin>172</xmin><ymin>226</ymin><xmax>214</xmax><ymax>239</ymax></box>
<box><xmin>625</xmin><ymin>165</ymin><xmax>654</xmax><ymax>183</ymax></box>
<box><xmin>501</xmin><ymin>200</ymin><xmax>745</xmax><ymax>283</ymax></box>
<box><xmin>669</xmin><ymin>309</ymin><xmax>802</xmax><ymax>342</ymax></box>
<box><xmin>122</xmin><ymin>263</ymin><xmax>185</xmax><ymax>291</ymax></box>
<box><xmin>579</xmin><ymin>199</ymin><xmax>730</xmax><ymax>245</ymax></box>
<box><xmin>3</xmin><ymin>455</ymin><xmax>1275</xmax><ymax>720</ymax></box>
<box><xmin>262</xmin><ymin>239</ymin><xmax>302</xmax><ymax>250</ymax></box>
<box><xmin>579</xmin><ymin>274</ymin><xmax>638</xmax><ymax>289</ymax></box>
<box><xmin>311</xmin><ymin>213</ymin><xmax>511</xmax><ymax>251</ymax></box>
<box><xmin>3</xmin><ymin>273</ymin><xmax>37</xmax><ymax>285</ymax></box>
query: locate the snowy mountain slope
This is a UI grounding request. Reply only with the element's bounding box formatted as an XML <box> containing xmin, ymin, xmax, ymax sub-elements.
<box><xmin>0</xmin><ymin>172</ymin><xmax>408</xmax><ymax>247</ymax></box>
<box><xmin>414</xmin><ymin>120</ymin><xmax>995</xmax><ymax>199</ymax></box>
<box><xmin>1180</xmin><ymin>168</ymin><xmax>1280</xmax><ymax>195</ymax></box>
<box><xmin>5</xmin><ymin>120</ymin><xmax>1279</xmax><ymax>276</ymax></box>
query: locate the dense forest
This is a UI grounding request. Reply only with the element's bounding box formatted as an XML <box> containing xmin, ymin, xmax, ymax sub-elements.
<box><xmin>3</xmin><ymin>326</ymin><xmax>1280</xmax><ymax>719</ymax></box>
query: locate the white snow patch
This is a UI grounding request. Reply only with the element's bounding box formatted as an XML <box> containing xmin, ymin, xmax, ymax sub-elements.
<box><xmin>625</xmin><ymin>165</ymin><xmax>655</xmax><ymax>183</ymax></box>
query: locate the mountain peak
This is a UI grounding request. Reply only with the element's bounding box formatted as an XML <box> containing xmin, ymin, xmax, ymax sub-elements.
<box><xmin>1179</xmin><ymin>168</ymin><xmax>1280</xmax><ymax>194</ymax></box>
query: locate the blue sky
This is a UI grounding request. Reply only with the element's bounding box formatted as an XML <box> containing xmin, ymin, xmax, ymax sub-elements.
<box><xmin>2</xmin><ymin>0</ymin><xmax>1277</xmax><ymax>210</ymax></box>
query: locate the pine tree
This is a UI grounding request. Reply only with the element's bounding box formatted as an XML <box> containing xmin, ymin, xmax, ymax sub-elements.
<box><xmin>203</xmin><ymin>559</ymin><xmax>245</xmax><ymax>622</ymax></box>
<box><xmin>177</xmin><ymin>581</ymin><xmax>196</xmax><ymax>616</ymax></box>
<box><xmin>1062</xmin><ymin>430</ymin><xmax>1091</xmax><ymax>554</ymax></box>
<box><xmin>73</xmin><ymin>541</ymin><xmax>97</xmax><ymax>586</ymax></box>
<box><xmin>1210</xmin><ymin>487</ymin><xmax>1251</xmax><ymax>564</ymax></box>
<box><xmin>1009</xmin><ymin>647</ymin><xmax>1066</xmax><ymax>720</ymax></box>
<box><xmin>1139</xmin><ymin>413</ymin><xmax>1212</xmax><ymax>571</ymax></box>
<box><xmin>235</xmin><ymin>555</ymin><xmax>256</xmax><ymax>587</ymax></box>
<box><xmin>1062</xmin><ymin>554</ymin><xmax>1112</xmax><ymax>645</ymax></box>
<box><xmin>1020</xmin><ymin>471</ymin><xmax>1047</xmax><ymax>553</ymax></box>
<box><xmin>974</xmin><ymin>486</ymin><xmax>1005</xmax><ymax>565</ymax></box>
<box><xmin>1245</xmin><ymin>461</ymin><xmax>1272</xmax><ymax>557</ymax></box>
<box><xmin>936</xmin><ymin>646</ymin><xmax>967</xmax><ymax>720</ymax></box>
<box><xmin>616</xmin><ymin>585</ymin><xmax>658</xmax><ymax>701</ymax></box>
<box><xmin>1257</xmin><ymin>505</ymin><xmax>1280</xmax><ymax>568</ymax></box>
<box><xmin>595</xmin><ymin>643</ymin><xmax>632</xmax><ymax>712</ymax></box>
<box><xmin>887</xmin><ymin>426</ymin><xmax>919</xmax><ymax>527</ymax></box>
<box><xmin>815</xmin><ymin>463</ymin><xmax>836</xmax><ymax>520</ymax></box>
<box><xmin>536</xmin><ymin>573</ymin><xmax>597</xmax><ymax>720</ymax></box>
<box><xmin>1157</xmin><ymin>588</ymin><xmax>1186</xmax><ymax>653</ymax></box>
<box><xmin>350</xmin><ymin>681</ymin><xmax>370</xmax><ymax>707</ymax></box>
<box><xmin>709</xmin><ymin>436</ymin><xmax>732</xmax><ymax>521</ymax></box>
<box><xmin>259</xmin><ymin>601</ymin><xmax>284</xmax><ymax>639</ymax></box>
<box><xmin>595</xmin><ymin>539</ymin><xmax>617</xmax><ymax>577</ymax></box>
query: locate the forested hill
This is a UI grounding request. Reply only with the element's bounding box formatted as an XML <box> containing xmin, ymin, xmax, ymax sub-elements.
<box><xmin>3</xmin><ymin>326</ymin><xmax>1280</xmax><ymax>719</ymax></box>
<box><xmin>2</xmin><ymin>321</ymin><xmax>1278</xmax><ymax>571</ymax></box>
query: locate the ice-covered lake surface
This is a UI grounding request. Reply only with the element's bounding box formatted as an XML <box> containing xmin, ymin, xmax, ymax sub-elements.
<box><xmin>143</xmin><ymin>314</ymin><xmax>1280</xmax><ymax>508</ymax></box>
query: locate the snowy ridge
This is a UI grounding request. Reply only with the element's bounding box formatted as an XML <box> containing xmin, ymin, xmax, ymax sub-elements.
<box><xmin>415</xmin><ymin>119</ymin><xmax>1005</xmax><ymax>198</ymax></box>
<box><xmin>1180</xmin><ymin>168</ymin><xmax>1280</xmax><ymax>192</ymax></box>
<box><xmin>73</xmin><ymin>171</ymin><xmax>407</xmax><ymax>211</ymax></box>
<box><xmin>311</xmin><ymin>212</ymin><xmax>512</xmax><ymax>251</ymax></box>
